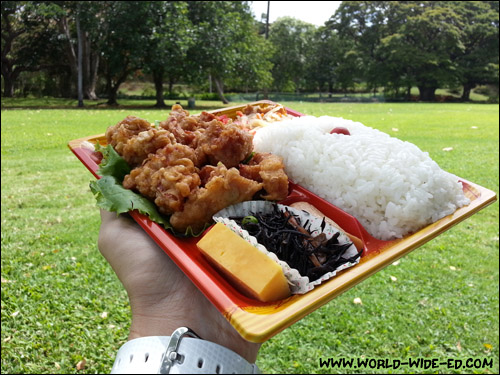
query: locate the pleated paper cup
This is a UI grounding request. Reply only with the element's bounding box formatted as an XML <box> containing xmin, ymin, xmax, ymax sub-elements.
<box><xmin>213</xmin><ymin>201</ymin><xmax>360</xmax><ymax>294</ymax></box>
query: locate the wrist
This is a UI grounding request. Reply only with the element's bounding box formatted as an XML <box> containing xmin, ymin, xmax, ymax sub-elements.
<box><xmin>128</xmin><ymin>305</ymin><xmax>261</xmax><ymax>363</ymax></box>
<box><xmin>112</xmin><ymin>327</ymin><xmax>260</xmax><ymax>374</ymax></box>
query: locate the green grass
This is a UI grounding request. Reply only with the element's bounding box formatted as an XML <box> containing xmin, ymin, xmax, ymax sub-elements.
<box><xmin>1</xmin><ymin>100</ymin><xmax>498</xmax><ymax>374</ymax></box>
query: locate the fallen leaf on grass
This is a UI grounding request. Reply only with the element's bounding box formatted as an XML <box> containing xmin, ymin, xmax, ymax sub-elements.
<box><xmin>456</xmin><ymin>341</ymin><xmax>462</xmax><ymax>352</ymax></box>
<box><xmin>390</xmin><ymin>276</ymin><xmax>397</xmax><ymax>282</ymax></box>
<box><xmin>55</xmin><ymin>362</ymin><xmax>61</xmax><ymax>370</ymax></box>
<box><xmin>392</xmin><ymin>260</ymin><xmax>400</xmax><ymax>266</ymax></box>
<box><xmin>483</xmin><ymin>343</ymin><xmax>493</xmax><ymax>351</ymax></box>
<box><xmin>449</xmin><ymin>266</ymin><xmax>457</xmax><ymax>271</ymax></box>
<box><xmin>392</xmin><ymin>128</ymin><xmax>399</xmax><ymax>132</ymax></box>
<box><xmin>442</xmin><ymin>147</ymin><xmax>454</xmax><ymax>152</ymax></box>
<box><xmin>471</xmin><ymin>126</ymin><xmax>478</xmax><ymax>129</ymax></box>
<box><xmin>11</xmin><ymin>311</ymin><xmax>20</xmax><ymax>317</ymax></box>
<box><xmin>101</xmin><ymin>311</ymin><xmax>108</xmax><ymax>319</ymax></box>
<box><xmin>353</xmin><ymin>297</ymin><xmax>363</xmax><ymax>305</ymax></box>
<box><xmin>76</xmin><ymin>359</ymin><xmax>86</xmax><ymax>371</ymax></box>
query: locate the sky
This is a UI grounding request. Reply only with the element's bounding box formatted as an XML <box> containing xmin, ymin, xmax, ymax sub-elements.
<box><xmin>249</xmin><ymin>1</ymin><xmax>342</xmax><ymax>27</ymax></box>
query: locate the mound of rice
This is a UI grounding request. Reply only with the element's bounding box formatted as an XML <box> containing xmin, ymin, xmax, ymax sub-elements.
<box><xmin>253</xmin><ymin>116</ymin><xmax>470</xmax><ymax>240</ymax></box>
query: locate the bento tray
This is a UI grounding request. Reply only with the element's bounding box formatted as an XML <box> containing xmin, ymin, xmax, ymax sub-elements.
<box><xmin>68</xmin><ymin>100</ymin><xmax>497</xmax><ymax>343</ymax></box>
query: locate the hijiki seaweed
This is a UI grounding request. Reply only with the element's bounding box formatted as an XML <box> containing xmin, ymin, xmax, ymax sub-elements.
<box><xmin>230</xmin><ymin>204</ymin><xmax>362</xmax><ymax>281</ymax></box>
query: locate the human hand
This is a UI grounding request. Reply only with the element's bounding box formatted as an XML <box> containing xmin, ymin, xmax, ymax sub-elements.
<box><xmin>97</xmin><ymin>209</ymin><xmax>261</xmax><ymax>362</ymax></box>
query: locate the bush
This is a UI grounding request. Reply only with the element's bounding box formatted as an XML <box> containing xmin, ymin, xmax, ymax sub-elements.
<box><xmin>195</xmin><ymin>92</ymin><xmax>220</xmax><ymax>101</ymax></box>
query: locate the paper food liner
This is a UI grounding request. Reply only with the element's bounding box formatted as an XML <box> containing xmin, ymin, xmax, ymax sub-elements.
<box><xmin>213</xmin><ymin>201</ymin><xmax>360</xmax><ymax>294</ymax></box>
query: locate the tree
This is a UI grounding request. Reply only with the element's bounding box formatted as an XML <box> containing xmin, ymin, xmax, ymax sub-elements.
<box><xmin>268</xmin><ymin>17</ymin><xmax>316</xmax><ymax>92</ymax></box>
<box><xmin>98</xmin><ymin>1</ymin><xmax>152</xmax><ymax>105</ymax></box>
<box><xmin>142</xmin><ymin>1</ymin><xmax>192</xmax><ymax>108</ymax></box>
<box><xmin>53</xmin><ymin>1</ymin><xmax>104</xmax><ymax>101</ymax></box>
<box><xmin>394</xmin><ymin>2</ymin><xmax>465</xmax><ymax>101</ymax></box>
<box><xmin>223</xmin><ymin>11</ymin><xmax>274</xmax><ymax>93</ymax></box>
<box><xmin>329</xmin><ymin>1</ymin><xmax>472</xmax><ymax>101</ymax></box>
<box><xmin>452</xmin><ymin>1</ymin><xmax>499</xmax><ymax>101</ymax></box>
<box><xmin>304</xmin><ymin>27</ymin><xmax>334</xmax><ymax>92</ymax></box>
<box><xmin>328</xmin><ymin>1</ymin><xmax>392</xmax><ymax>94</ymax></box>
<box><xmin>186</xmin><ymin>1</ymin><xmax>266</xmax><ymax>103</ymax></box>
<box><xmin>1</xmin><ymin>1</ymin><xmax>63</xmax><ymax>97</ymax></box>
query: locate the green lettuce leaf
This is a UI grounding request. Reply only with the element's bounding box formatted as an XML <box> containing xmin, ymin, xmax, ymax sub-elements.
<box><xmin>90</xmin><ymin>175</ymin><xmax>172</xmax><ymax>229</ymax></box>
<box><xmin>95</xmin><ymin>143</ymin><xmax>131</xmax><ymax>182</ymax></box>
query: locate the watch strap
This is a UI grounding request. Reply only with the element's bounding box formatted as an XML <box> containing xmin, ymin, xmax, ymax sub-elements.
<box><xmin>111</xmin><ymin>329</ymin><xmax>259</xmax><ymax>374</ymax></box>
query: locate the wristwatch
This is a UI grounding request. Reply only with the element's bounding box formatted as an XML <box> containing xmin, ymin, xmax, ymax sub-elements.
<box><xmin>110</xmin><ymin>327</ymin><xmax>260</xmax><ymax>374</ymax></box>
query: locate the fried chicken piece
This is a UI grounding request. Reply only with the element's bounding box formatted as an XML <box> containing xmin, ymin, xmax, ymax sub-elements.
<box><xmin>195</xmin><ymin>120</ymin><xmax>254</xmax><ymax>168</ymax></box>
<box><xmin>121</xmin><ymin>129</ymin><xmax>175</xmax><ymax>167</ymax></box>
<box><xmin>106</xmin><ymin>115</ymin><xmax>151</xmax><ymax>150</ymax></box>
<box><xmin>123</xmin><ymin>144</ymin><xmax>200</xmax><ymax>214</ymax></box>
<box><xmin>242</xmin><ymin>103</ymin><xmax>288</xmax><ymax>117</ymax></box>
<box><xmin>239</xmin><ymin>153</ymin><xmax>289</xmax><ymax>200</ymax></box>
<box><xmin>159</xmin><ymin>105</ymin><xmax>205</xmax><ymax>149</ymax></box>
<box><xmin>105</xmin><ymin>116</ymin><xmax>173</xmax><ymax>167</ymax></box>
<box><xmin>153</xmin><ymin>164</ymin><xmax>201</xmax><ymax>214</ymax></box>
<box><xmin>169</xmin><ymin>165</ymin><xmax>263</xmax><ymax>233</ymax></box>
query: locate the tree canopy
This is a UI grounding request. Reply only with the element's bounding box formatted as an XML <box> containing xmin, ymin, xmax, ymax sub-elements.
<box><xmin>2</xmin><ymin>1</ymin><xmax>498</xmax><ymax>103</ymax></box>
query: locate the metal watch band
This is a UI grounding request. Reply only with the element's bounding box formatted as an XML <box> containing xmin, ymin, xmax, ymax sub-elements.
<box><xmin>110</xmin><ymin>327</ymin><xmax>260</xmax><ymax>374</ymax></box>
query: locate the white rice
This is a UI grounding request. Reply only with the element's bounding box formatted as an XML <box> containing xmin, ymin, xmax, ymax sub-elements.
<box><xmin>253</xmin><ymin>116</ymin><xmax>470</xmax><ymax>240</ymax></box>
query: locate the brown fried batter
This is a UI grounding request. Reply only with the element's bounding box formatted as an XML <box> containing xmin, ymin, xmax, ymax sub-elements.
<box><xmin>241</xmin><ymin>103</ymin><xmax>288</xmax><ymax>117</ymax></box>
<box><xmin>159</xmin><ymin>105</ymin><xmax>204</xmax><ymax>149</ymax></box>
<box><xmin>195</xmin><ymin>120</ymin><xmax>253</xmax><ymax>168</ymax></box>
<box><xmin>170</xmin><ymin>165</ymin><xmax>263</xmax><ymax>233</ymax></box>
<box><xmin>105</xmin><ymin>116</ymin><xmax>173</xmax><ymax>167</ymax></box>
<box><xmin>239</xmin><ymin>153</ymin><xmax>289</xmax><ymax>200</ymax></box>
<box><xmin>123</xmin><ymin>144</ymin><xmax>200</xmax><ymax>215</ymax></box>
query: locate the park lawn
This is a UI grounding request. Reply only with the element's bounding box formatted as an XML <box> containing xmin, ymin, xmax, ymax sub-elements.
<box><xmin>1</xmin><ymin>101</ymin><xmax>498</xmax><ymax>374</ymax></box>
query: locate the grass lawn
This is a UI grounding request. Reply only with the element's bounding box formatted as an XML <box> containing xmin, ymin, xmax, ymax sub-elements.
<box><xmin>1</xmin><ymin>100</ymin><xmax>498</xmax><ymax>374</ymax></box>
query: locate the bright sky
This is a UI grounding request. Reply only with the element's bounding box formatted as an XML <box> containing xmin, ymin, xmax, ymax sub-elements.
<box><xmin>250</xmin><ymin>1</ymin><xmax>342</xmax><ymax>27</ymax></box>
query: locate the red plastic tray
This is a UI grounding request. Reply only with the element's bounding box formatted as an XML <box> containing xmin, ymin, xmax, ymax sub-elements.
<box><xmin>68</xmin><ymin>101</ymin><xmax>497</xmax><ymax>342</ymax></box>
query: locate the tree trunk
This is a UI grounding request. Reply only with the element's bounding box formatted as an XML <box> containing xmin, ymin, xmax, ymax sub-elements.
<box><xmin>83</xmin><ymin>31</ymin><xmax>99</xmax><ymax>100</ymax></box>
<box><xmin>418</xmin><ymin>86</ymin><xmax>437</xmax><ymax>101</ymax></box>
<box><xmin>76</xmin><ymin>4</ymin><xmax>84</xmax><ymax>107</ymax></box>
<box><xmin>168</xmin><ymin>77</ymin><xmax>174</xmax><ymax>96</ymax></box>
<box><xmin>213</xmin><ymin>76</ymin><xmax>229</xmax><ymax>104</ymax></box>
<box><xmin>405</xmin><ymin>85</ymin><xmax>412</xmax><ymax>101</ymax></box>
<box><xmin>106</xmin><ymin>84</ymin><xmax>120</xmax><ymax>106</ymax></box>
<box><xmin>106</xmin><ymin>70</ymin><xmax>130</xmax><ymax>106</ymax></box>
<box><xmin>2</xmin><ymin>74</ymin><xmax>14</xmax><ymax>97</ymax></box>
<box><xmin>58</xmin><ymin>15</ymin><xmax>78</xmax><ymax>97</ymax></box>
<box><xmin>153</xmin><ymin>68</ymin><xmax>166</xmax><ymax>108</ymax></box>
<box><xmin>87</xmin><ymin>52</ymin><xmax>99</xmax><ymax>100</ymax></box>
<box><xmin>1</xmin><ymin>15</ymin><xmax>24</xmax><ymax>97</ymax></box>
<box><xmin>461</xmin><ymin>82</ymin><xmax>475</xmax><ymax>101</ymax></box>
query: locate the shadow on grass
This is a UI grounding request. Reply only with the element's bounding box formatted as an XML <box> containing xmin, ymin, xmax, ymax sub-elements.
<box><xmin>1</xmin><ymin>100</ymin><xmax>236</xmax><ymax>112</ymax></box>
